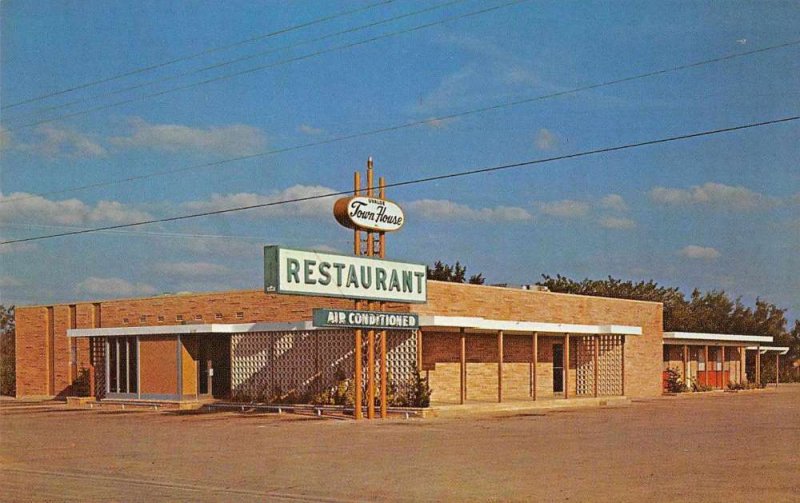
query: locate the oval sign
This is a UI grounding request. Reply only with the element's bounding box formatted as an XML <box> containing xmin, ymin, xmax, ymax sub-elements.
<box><xmin>333</xmin><ymin>196</ymin><xmax>405</xmax><ymax>232</ymax></box>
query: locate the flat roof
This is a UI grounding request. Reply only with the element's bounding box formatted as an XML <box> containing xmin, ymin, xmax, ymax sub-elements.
<box><xmin>663</xmin><ymin>331</ymin><xmax>773</xmax><ymax>344</ymax></box>
<box><xmin>418</xmin><ymin>315</ymin><xmax>642</xmax><ymax>335</ymax></box>
<box><xmin>68</xmin><ymin>322</ymin><xmax>316</xmax><ymax>338</ymax></box>
<box><xmin>746</xmin><ymin>346</ymin><xmax>790</xmax><ymax>355</ymax></box>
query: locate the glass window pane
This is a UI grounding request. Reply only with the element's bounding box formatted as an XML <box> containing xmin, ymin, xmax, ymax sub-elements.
<box><xmin>128</xmin><ymin>337</ymin><xmax>138</xmax><ymax>394</ymax></box>
<box><xmin>118</xmin><ymin>339</ymin><xmax>128</xmax><ymax>393</ymax></box>
<box><xmin>108</xmin><ymin>339</ymin><xmax>117</xmax><ymax>392</ymax></box>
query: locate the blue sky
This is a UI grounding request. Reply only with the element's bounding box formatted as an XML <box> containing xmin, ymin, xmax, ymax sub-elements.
<box><xmin>1</xmin><ymin>1</ymin><xmax>798</xmax><ymax>323</ymax></box>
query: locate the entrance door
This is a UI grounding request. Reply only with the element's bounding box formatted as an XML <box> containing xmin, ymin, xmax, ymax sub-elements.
<box><xmin>553</xmin><ymin>343</ymin><xmax>564</xmax><ymax>393</ymax></box>
<box><xmin>197</xmin><ymin>335</ymin><xmax>231</xmax><ymax>399</ymax></box>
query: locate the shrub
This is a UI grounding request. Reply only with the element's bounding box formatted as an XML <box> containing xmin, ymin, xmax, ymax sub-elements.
<box><xmin>664</xmin><ymin>367</ymin><xmax>687</xmax><ymax>393</ymax></box>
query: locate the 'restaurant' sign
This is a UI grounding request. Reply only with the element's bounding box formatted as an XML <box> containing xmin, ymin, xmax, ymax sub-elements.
<box><xmin>333</xmin><ymin>196</ymin><xmax>404</xmax><ymax>232</ymax></box>
<box><xmin>313</xmin><ymin>309</ymin><xmax>419</xmax><ymax>330</ymax></box>
<box><xmin>264</xmin><ymin>246</ymin><xmax>426</xmax><ymax>303</ymax></box>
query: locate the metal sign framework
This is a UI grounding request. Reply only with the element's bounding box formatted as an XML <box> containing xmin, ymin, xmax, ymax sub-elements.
<box><xmin>353</xmin><ymin>157</ymin><xmax>388</xmax><ymax>420</ymax></box>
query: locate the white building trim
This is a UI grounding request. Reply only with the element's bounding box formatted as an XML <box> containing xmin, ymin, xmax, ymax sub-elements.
<box><xmin>745</xmin><ymin>345</ymin><xmax>790</xmax><ymax>355</ymax></box>
<box><xmin>417</xmin><ymin>315</ymin><xmax>642</xmax><ymax>335</ymax></box>
<box><xmin>663</xmin><ymin>332</ymin><xmax>773</xmax><ymax>344</ymax></box>
<box><xmin>68</xmin><ymin>321</ymin><xmax>317</xmax><ymax>338</ymax></box>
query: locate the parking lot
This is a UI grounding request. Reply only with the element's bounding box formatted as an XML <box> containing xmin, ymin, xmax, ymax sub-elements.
<box><xmin>1</xmin><ymin>385</ymin><xmax>798</xmax><ymax>502</ymax></box>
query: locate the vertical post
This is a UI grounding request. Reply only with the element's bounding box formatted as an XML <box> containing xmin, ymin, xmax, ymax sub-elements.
<box><xmin>497</xmin><ymin>331</ymin><xmax>504</xmax><ymax>403</ymax></box>
<box><xmin>683</xmin><ymin>344</ymin><xmax>688</xmax><ymax>384</ymax></box>
<box><xmin>564</xmin><ymin>333</ymin><xmax>570</xmax><ymax>399</ymax></box>
<box><xmin>621</xmin><ymin>336</ymin><xmax>625</xmax><ymax>396</ymax></box>
<box><xmin>593</xmin><ymin>335</ymin><xmax>599</xmax><ymax>398</ymax></box>
<box><xmin>704</xmin><ymin>345</ymin><xmax>709</xmax><ymax>387</ymax></box>
<box><xmin>721</xmin><ymin>346</ymin><xmax>725</xmax><ymax>389</ymax></box>
<box><xmin>740</xmin><ymin>347</ymin><xmax>745</xmax><ymax>384</ymax></box>
<box><xmin>776</xmin><ymin>353</ymin><xmax>780</xmax><ymax>387</ymax></box>
<box><xmin>756</xmin><ymin>345</ymin><xmax>761</xmax><ymax>386</ymax></box>
<box><xmin>366</xmin><ymin>160</ymin><xmax>375</xmax><ymax>420</ymax></box>
<box><xmin>460</xmin><ymin>328</ymin><xmax>466</xmax><ymax>404</ymax></box>
<box><xmin>532</xmin><ymin>332</ymin><xmax>538</xmax><ymax>401</ymax></box>
<box><xmin>379</xmin><ymin>176</ymin><xmax>387</xmax><ymax>419</ymax></box>
<box><xmin>353</xmin><ymin>170</ymin><xmax>363</xmax><ymax>420</ymax></box>
<box><xmin>416</xmin><ymin>329</ymin><xmax>423</xmax><ymax>371</ymax></box>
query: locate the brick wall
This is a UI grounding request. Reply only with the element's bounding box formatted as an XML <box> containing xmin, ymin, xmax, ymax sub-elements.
<box><xmin>415</xmin><ymin>281</ymin><xmax>663</xmax><ymax>400</ymax></box>
<box><xmin>15</xmin><ymin>282</ymin><xmax>663</xmax><ymax>400</ymax></box>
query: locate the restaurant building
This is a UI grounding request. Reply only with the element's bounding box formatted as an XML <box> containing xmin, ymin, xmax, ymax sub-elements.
<box><xmin>16</xmin><ymin>279</ymin><xmax>669</xmax><ymax>403</ymax></box>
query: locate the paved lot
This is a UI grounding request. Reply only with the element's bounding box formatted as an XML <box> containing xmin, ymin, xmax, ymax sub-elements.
<box><xmin>1</xmin><ymin>385</ymin><xmax>799</xmax><ymax>502</ymax></box>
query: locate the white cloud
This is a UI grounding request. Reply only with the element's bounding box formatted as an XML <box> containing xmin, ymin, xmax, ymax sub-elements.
<box><xmin>598</xmin><ymin>216</ymin><xmax>636</xmax><ymax>229</ymax></box>
<box><xmin>537</xmin><ymin>200</ymin><xmax>589</xmax><ymax>219</ymax></box>
<box><xmin>599</xmin><ymin>194</ymin><xmax>628</xmax><ymax>212</ymax></box>
<box><xmin>298</xmin><ymin>124</ymin><xmax>324</xmax><ymax>136</ymax></box>
<box><xmin>0</xmin><ymin>192</ymin><xmax>152</xmax><ymax>226</ymax></box>
<box><xmin>406</xmin><ymin>199</ymin><xmax>532</xmax><ymax>222</ymax></box>
<box><xmin>152</xmin><ymin>261</ymin><xmax>229</xmax><ymax>278</ymax></box>
<box><xmin>183</xmin><ymin>184</ymin><xmax>336</xmax><ymax>219</ymax></box>
<box><xmin>18</xmin><ymin>125</ymin><xmax>107</xmax><ymax>159</ymax></box>
<box><xmin>0</xmin><ymin>276</ymin><xmax>21</xmax><ymax>288</ymax></box>
<box><xmin>534</xmin><ymin>128</ymin><xmax>558</xmax><ymax>151</ymax></box>
<box><xmin>649</xmin><ymin>182</ymin><xmax>768</xmax><ymax>210</ymax></box>
<box><xmin>110</xmin><ymin>117</ymin><xmax>267</xmax><ymax>156</ymax></box>
<box><xmin>76</xmin><ymin>277</ymin><xmax>157</xmax><ymax>297</ymax></box>
<box><xmin>679</xmin><ymin>245</ymin><xmax>721</xmax><ymax>260</ymax></box>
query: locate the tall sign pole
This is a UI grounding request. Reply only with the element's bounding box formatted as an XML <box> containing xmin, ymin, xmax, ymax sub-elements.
<box><xmin>352</xmin><ymin>170</ymin><xmax>363</xmax><ymax>420</ymax></box>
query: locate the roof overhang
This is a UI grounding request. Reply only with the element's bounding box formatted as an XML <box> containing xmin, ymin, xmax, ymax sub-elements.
<box><xmin>68</xmin><ymin>322</ymin><xmax>316</xmax><ymax>338</ymax></box>
<box><xmin>663</xmin><ymin>331</ymin><xmax>773</xmax><ymax>345</ymax></box>
<box><xmin>745</xmin><ymin>346</ymin><xmax>790</xmax><ymax>355</ymax></box>
<box><xmin>417</xmin><ymin>315</ymin><xmax>641</xmax><ymax>335</ymax></box>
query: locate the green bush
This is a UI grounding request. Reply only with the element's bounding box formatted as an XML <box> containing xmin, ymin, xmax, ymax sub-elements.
<box><xmin>664</xmin><ymin>367</ymin><xmax>687</xmax><ymax>393</ymax></box>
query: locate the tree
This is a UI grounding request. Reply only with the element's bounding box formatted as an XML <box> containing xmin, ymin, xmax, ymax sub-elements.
<box><xmin>426</xmin><ymin>261</ymin><xmax>485</xmax><ymax>284</ymax></box>
<box><xmin>0</xmin><ymin>305</ymin><xmax>15</xmax><ymax>396</ymax></box>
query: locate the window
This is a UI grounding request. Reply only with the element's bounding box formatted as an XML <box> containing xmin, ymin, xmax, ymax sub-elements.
<box><xmin>236</xmin><ymin>312</ymin><xmax>244</xmax><ymax>319</ymax></box>
<box><xmin>139</xmin><ymin>315</ymin><xmax>147</xmax><ymax>323</ymax></box>
<box><xmin>215</xmin><ymin>313</ymin><xmax>222</xmax><ymax>320</ymax></box>
<box><xmin>157</xmin><ymin>315</ymin><xmax>165</xmax><ymax>323</ymax></box>
<box><xmin>122</xmin><ymin>317</ymin><xmax>129</xmax><ymax>324</ymax></box>
<box><xmin>176</xmin><ymin>314</ymin><xmax>184</xmax><ymax>322</ymax></box>
<box><xmin>107</xmin><ymin>336</ymin><xmax>137</xmax><ymax>395</ymax></box>
<box><xmin>195</xmin><ymin>314</ymin><xmax>203</xmax><ymax>321</ymax></box>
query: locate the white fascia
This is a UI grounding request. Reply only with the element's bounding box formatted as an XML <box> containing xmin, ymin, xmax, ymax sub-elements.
<box><xmin>663</xmin><ymin>332</ymin><xmax>773</xmax><ymax>344</ymax></box>
<box><xmin>67</xmin><ymin>321</ymin><xmax>316</xmax><ymax>338</ymax></box>
<box><xmin>417</xmin><ymin>315</ymin><xmax>642</xmax><ymax>335</ymax></box>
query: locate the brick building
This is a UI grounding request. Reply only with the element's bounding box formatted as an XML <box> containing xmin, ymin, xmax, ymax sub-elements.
<box><xmin>16</xmin><ymin>280</ymin><xmax>677</xmax><ymax>404</ymax></box>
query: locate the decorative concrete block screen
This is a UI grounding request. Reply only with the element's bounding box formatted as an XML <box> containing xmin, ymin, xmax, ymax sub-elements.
<box><xmin>91</xmin><ymin>337</ymin><xmax>106</xmax><ymax>399</ymax></box>
<box><xmin>231</xmin><ymin>329</ymin><xmax>417</xmax><ymax>402</ymax></box>
<box><xmin>575</xmin><ymin>335</ymin><xmax>624</xmax><ymax>396</ymax></box>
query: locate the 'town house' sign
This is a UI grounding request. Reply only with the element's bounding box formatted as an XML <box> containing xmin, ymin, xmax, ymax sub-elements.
<box><xmin>333</xmin><ymin>196</ymin><xmax>405</xmax><ymax>232</ymax></box>
<box><xmin>264</xmin><ymin>246</ymin><xmax>426</xmax><ymax>303</ymax></box>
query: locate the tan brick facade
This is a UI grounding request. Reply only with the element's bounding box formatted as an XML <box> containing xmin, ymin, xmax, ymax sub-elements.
<box><xmin>15</xmin><ymin>281</ymin><xmax>664</xmax><ymax>401</ymax></box>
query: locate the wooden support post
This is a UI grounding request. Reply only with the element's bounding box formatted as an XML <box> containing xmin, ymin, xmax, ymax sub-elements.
<box><xmin>756</xmin><ymin>345</ymin><xmax>761</xmax><ymax>386</ymax></box>
<box><xmin>704</xmin><ymin>345</ymin><xmax>709</xmax><ymax>387</ymax></box>
<box><xmin>354</xmin><ymin>326</ymin><xmax>363</xmax><ymax>420</ymax></box>
<box><xmin>776</xmin><ymin>353</ymin><xmax>780</xmax><ymax>387</ymax></box>
<box><xmin>564</xmin><ymin>333</ymin><xmax>570</xmax><ymax>400</ymax></box>
<box><xmin>497</xmin><ymin>330</ymin><xmax>504</xmax><ymax>403</ymax></box>
<box><xmin>721</xmin><ymin>346</ymin><xmax>726</xmax><ymax>389</ymax></box>
<box><xmin>367</xmin><ymin>329</ymin><xmax>375</xmax><ymax>419</ymax></box>
<box><xmin>621</xmin><ymin>336</ymin><xmax>625</xmax><ymax>396</ymax></box>
<box><xmin>532</xmin><ymin>332</ymin><xmax>538</xmax><ymax>401</ymax></box>
<box><xmin>683</xmin><ymin>344</ymin><xmax>688</xmax><ymax>384</ymax></box>
<box><xmin>460</xmin><ymin>328</ymin><xmax>466</xmax><ymax>405</ymax></box>
<box><xmin>740</xmin><ymin>347</ymin><xmax>746</xmax><ymax>384</ymax></box>
<box><xmin>593</xmin><ymin>335</ymin><xmax>599</xmax><ymax>398</ymax></box>
<box><xmin>380</xmin><ymin>329</ymin><xmax>387</xmax><ymax>419</ymax></box>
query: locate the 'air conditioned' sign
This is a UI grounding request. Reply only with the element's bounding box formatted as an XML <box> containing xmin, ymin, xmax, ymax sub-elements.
<box><xmin>264</xmin><ymin>246</ymin><xmax>426</xmax><ymax>303</ymax></box>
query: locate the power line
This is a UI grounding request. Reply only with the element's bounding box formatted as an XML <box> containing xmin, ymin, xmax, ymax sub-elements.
<box><xmin>1</xmin><ymin>0</ymin><xmax>395</xmax><ymax>110</ymax></box>
<box><xmin>2</xmin><ymin>38</ymin><xmax>796</xmax><ymax>205</ymax></box>
<box><xmin>5</xmin><ymin>0</ymin><xmax>526</xmax><ymax>132</ymax></box>
<box><xmin>18</xmin><ymin>0</ymin><xmax>467</xmax><ymax>120</ymax></box>
<box><xmin>0</xmin><ymin>222</ymin><xmax>265</xmax><ymax>241</ymax></box>
<box><xmin>2</xmin><ymin>114</ymin><xmax>796</xmax><ymax>246</ymax></box>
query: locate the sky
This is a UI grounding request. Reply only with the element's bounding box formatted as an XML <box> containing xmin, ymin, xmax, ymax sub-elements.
<box><xmin>1</xmin><ymin>1</ymin><xmax>798</xmax><ymax>324</ymax></box>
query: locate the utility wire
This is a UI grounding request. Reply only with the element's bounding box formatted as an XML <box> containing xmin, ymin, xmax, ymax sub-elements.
<box><xmin>5</xmin><ymin>0</ymin><xmax>527</xmax><ymax>132</ymax></box>
<box><xmin>2</xmin><ymin>37</ymin><xmax>796</xmax><ymax>205</ymax></box>
<box><xmin>0</xmin><ymin>222</ymin><xmax>266</xmax><ymax>241</ymax></box>
<box><xmin>2</xmin><ymin>115</ymin><xmax>796</xmax><ymax>246</ymax></box>
<box><xmin>19</xmin><ymin>0</ymin><xmax>466</xmax><ymax>120</ymax></box>
<box><xmin>1</xmin><ymin>0</ymin><xmax>395</xmax><ymax>110</ymax></box>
